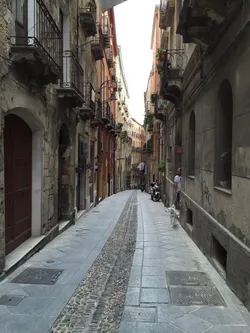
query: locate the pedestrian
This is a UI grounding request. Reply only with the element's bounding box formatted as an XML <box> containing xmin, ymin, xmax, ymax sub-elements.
<box><xmin>174</xmin><ymin>168</ymin><xmax>182</xmax><ymax>210</ymax></box>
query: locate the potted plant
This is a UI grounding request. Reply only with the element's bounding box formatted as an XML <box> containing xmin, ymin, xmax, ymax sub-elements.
<box><xmin>158</xmin><ymin>160</ymin><xmax>166</xmax><ymax>173</ymax></box>
<box><xmin>156</xmin><ymin>48</ymin><xmax>166</xmax><ymax>61</ymax></box>
<box><xmin>176</xmin><ymin>146</ymin><xmax>183</xmax><ymax>154</ymax></box>
<box><xmin>150</xmin><ymin>93</ymin><xmax>157</xmax><ymax>103</ymax></box>
<box><xmin>156</xmin><ymin>62</ymin><xmax>164</xmax><ymax>73</ymax></box>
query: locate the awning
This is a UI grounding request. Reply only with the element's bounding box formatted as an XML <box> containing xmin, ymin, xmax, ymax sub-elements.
<box><xmin>98</xmin><ymin>0</ymin><xmax>128</xmax><ymax>13</ymax></box>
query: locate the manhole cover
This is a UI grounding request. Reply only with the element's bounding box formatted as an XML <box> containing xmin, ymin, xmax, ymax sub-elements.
<box><xmin>166</xmin><ymin>271</ymin><xmax>213</xmax><ymax>286</ymax></box>
<box><xmin>92</xmin><ymin>211</ymin><xmax>100</xmax><ymax>213</ymax></box>
<box><xmin>169</xmin><ymin>286</ymin><xmax>227</xmax><ymax>306</ymax></box>
<box><xmin>0</xmin><ymin>295</ymin><xmax>25</xmax><ymax>306</ymax></box>
<box><xmin>11</xmin><ymin>268</ymin><xmax>64</xmax><ymax>285</ymax></box>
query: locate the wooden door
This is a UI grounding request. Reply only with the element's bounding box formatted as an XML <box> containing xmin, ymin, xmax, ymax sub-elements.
<box><xmin>4</xmin><ymin>114</ymin><xmax>32</xmax><ymax>255</ymax></box>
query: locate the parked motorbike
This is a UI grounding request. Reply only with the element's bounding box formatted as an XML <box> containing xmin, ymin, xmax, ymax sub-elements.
<box><xmin>151</xmin><ymin>183</ymin><xmax>161</xmax><ymax>202</ymax></box>
<box><xmin>150</xmin><ymin>182</ymin><xmax>155</xmax><ymax>200</ymax></box>
<box><xmin>141</xmin><ymin>184</ymin><xmax>145</xmax><ymax>192</ymax></box>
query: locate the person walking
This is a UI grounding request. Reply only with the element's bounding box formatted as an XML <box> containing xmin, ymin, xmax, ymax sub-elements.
<box><xmin>174</xmin><ymin>168</ymin><xmax>182</xmax><ymax>210</ymax></box>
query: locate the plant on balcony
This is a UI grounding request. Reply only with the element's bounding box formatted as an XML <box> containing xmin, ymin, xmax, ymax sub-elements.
<box><xmin>158</xmin><ymin>160</ymin><xmax>166</xmax><ymax>173</ymax></box>
<box><xmin>150</xmin><ymin>93</ymin><xmax>157</xmax><ymax>103</ymax></box>
<box><xmin>156</xmin><ymin>61</ymin><xmax>164</xmax><ymax>73</ymax></box>
<box><xmin>156</xmin><ymin>48</ymin><xmax>166</xmax><ymax>61</ymax></box>
<box><xmin>144</xmin><ymin>113</ymin><xmax>154</xmax><ymax>132</ymax></box>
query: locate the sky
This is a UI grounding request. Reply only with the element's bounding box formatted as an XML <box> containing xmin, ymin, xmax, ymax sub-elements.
<box><xmin>114</xmin><ymin>0</ymin><xmax>160</xmax><ymax>124</ymax></box>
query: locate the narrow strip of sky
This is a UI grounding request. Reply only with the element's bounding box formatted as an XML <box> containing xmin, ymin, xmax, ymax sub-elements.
<box><xmin>115</xmin><ymin>0</ymin><xmax>160</xmax><ymax>124</ymax></box>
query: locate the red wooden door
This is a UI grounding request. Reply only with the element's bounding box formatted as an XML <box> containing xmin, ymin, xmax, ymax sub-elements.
<box><xmin>4</xmin><ymin>114</ymin><xmax>32</xmax><ymax>255</ymax></box>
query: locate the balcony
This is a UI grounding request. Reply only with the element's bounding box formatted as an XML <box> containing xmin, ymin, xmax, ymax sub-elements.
<box><xmin>102</xmin><ymin>18</ymin><xmax>111</xmax><ymax>48</ymax></box>
<box><xmin>107</xmin><ymin>113</ymin><xmax>114</xmax><ymax>131</ymax></box>
<box><xmin>57</xmin><ymin>50</ymin><xmax>84</xmax><ymax>106</ymax></box>
<box><xmin>10</xmin><ymin>0</ymin><xmax>61</xmax><ymax>86</ymax></box>
<box><xmin>90</xmin><ymin>100</ymin><xmax>103</xmax><ymax>127</ymax></box>
<box><xmin>145</xmin><ymin>136</ymin><xmax>154</xmax><ymax>153</ymax></box>
<box><xmin>79</xmin><ymin>1</ymin><xmax>97</xmax><ymax>37</ymax></box>
<box><xmin>80</xmin><ymin>83</ymin><xmax>96</xmax><ymax>120</ymax></box>
<box><xmin>102</xmin><ymin>102</ymin><xmax>111</xmax><ymax>124</ymax></box>
<box><xmin>159</xmin><ymin>0</ymin><xmax>175</xmax><ymax>29</ymax></box>
<box><xmin>91</xmin><ymin>37</ymin><xmax>104</xmax><ymax>61</ymax></box>
<box><xmin>160</xmin><ymin>49</ymin><xmax>184</xmax><ymax>106</ymax></box>
<box><xmin>176</xmin><ymin>0</ymin><xmax>238</xmax><ymax>46</ymax></box>
<box><xmin>155</xmin><ymin>98</ymin><xmax>167</xmax><ymax>122</ymax></box>
<box><xmin>110</xmin><ymin>68</ymin><xmax>116</xmax><ymax>80</ymax></box>
<box><xmin>107</xmin><ymin>49</ymin><xmax>114</xmax><ymax>68</ymax></box>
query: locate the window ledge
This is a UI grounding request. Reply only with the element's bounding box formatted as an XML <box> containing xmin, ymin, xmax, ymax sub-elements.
<box><xmin>214</xmin><ymin>186</ymin><xmax>232</xmax><ymax>195</ymax></box>
<box><xmin>188</xmin><ymin>175</ymin><xmax>195</xmax><ymax>180</ymax></box>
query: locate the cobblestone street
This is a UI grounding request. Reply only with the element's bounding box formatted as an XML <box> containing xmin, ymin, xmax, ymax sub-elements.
<box><xmin>0</xmin><ymin>191</ymin><xmax>249</xmax><ymax>333</ymax></box>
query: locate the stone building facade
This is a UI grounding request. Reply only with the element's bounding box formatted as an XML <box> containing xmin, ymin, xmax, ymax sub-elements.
<box><xmin>149</xmin><ymin>0</ymin><xmax>250</xmax><ymax>310</ymax></box>
<box><xmin>115</xmin><ymin>46</ymin><xmax>131</xmax><ymax>192</ymax></box>
<box><xmin>0</xmin><ymin>0</ymin><xmax>120</xmax><ymax>274</ymax></box>
<box><xmin>177</xmin><ymin>0</ymin><xmax>250</xmax><ymax>310</ymax></box>
<box><xmin>0</xmin><ymin>0</ymin><xmax>81</xmax><ymax>268</ymax></box>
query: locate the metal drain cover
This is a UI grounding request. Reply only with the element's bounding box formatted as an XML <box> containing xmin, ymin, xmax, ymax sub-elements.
<box><xmin>11</xmin><ymin>268</ymin><xmax>64</xmax><ymax>285</ymax></box>
<box><xmin>0</xmin><ymin>295</ymin><xmax>25</xmax><ymax>306</ymax></box>
<box><xmin>166</xmin><ymin>271</ymin><xmax>213</xmax><ymax>286</ymax></box>
<box><xmin>169</xmin><ymin>286</ymin><xmax>227</xmax><ymax>306</ymax></box>
<box><xmin>92</xmin><ymin>210</ymin><xmax>100</xmax><ymax>213</ymax></box>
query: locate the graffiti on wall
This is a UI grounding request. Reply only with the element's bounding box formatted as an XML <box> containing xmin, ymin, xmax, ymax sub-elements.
<box><xmin>201</xmin><ymin>180</ymin><xmax>211</xmax><ymax>205</ymax></box>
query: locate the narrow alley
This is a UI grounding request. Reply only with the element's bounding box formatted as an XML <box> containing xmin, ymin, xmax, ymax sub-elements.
<box><xmin>0</xmin><ymin>191</ymin><xmax>249</xmax><ymax>333</ymax></box>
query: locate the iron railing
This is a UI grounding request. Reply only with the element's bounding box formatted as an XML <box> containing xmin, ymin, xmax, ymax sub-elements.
<box><xmin>161</xmin><ymin>49</ymin><xmax>185</xmax><ymax>87</ymax></box>
<box><xmin>11</xmin><ymin>0</ymin><xmax>61</xmax><ymax>73</ymax></box>
<box><xmin>80</xmin><ymin>0</ymin><xmax>97</xmax><ymax>18</ymax></box>
<box><xmin>60</xmin><ymin>50</ymin><xmax>84</xmax><ymax>98</ymax></box>
<box><xmin>84</xmin><ymin>83</ymin><xmax>96</xmax><ymax>111</ymax></box>
<box><xmin>102</xmin><ymin>102</ymin><xmax>111</xmax><ymax>120</ymax></box>
<box><xmin>159</xmin><ymin>0</ymin><xmax>175</xmax><ymax>29</ymax></box>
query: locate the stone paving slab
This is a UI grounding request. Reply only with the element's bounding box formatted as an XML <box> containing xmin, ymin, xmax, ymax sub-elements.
<box><xmin>119</xmin><ymin>192</ymin><xmax>250</xmax><ymax>333</ymax></box>
<box><xmin>0</xmin><ymin>191</ymin><xmax>132</xmax><ymax>333</ymax></box>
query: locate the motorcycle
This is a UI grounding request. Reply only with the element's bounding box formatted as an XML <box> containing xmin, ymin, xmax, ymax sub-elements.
<box><xmin>149</xmin><ymin>182</ymin><xmax>155</xmax><ymax>200</ymax></box>
<box><xmin>152</xmin><ymin>183</ymin><xmax>161</xmax><ymax>202</ymax></box>
<box><xmin>141</xmin><ymin>184</ymin><xmax>145</xmax><ymax>192</ymax></box>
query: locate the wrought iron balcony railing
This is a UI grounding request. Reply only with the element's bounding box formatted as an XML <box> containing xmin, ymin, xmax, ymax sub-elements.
<box><xmin>107</xmin><ymin>48</ymin><xmax>114</xmax><ymax>68</ymax></box>
<box><xmin>102</xmin><ymin>102</ymin><xmax>111</xmax><ymax>124</ymax></box>
<box><xmin>80</xmin><ymin>82</ymin><xmax>95</xmax><ymax>120</ymax></box>
<box><xmin>101</xmin><ymin>16</ymin><xmax>111</xmax><ymax>48</ymax></box>
<box><xmin>160</xmin><ymin>49</ymin><xmax>184</xmax><ymax>86</ymax></box>
<box><xmin>90</xmin><ymin>99</ymin><xmax>103</xmax><ymax>127</ymax></box>
<box><xmin>58</xmin><ymin>50</ymin><xmax>84</xmax><ymax>103</ymax></box>
<box><xmin>79</xmin><ymin>0</ymin><xmax>97</xmax><ymax>37</ymax></box>
<box><xmin>91</xmin><ymin>36</ymin><xmax>104</xmax><ymax>61</ymax></box>
<box><xmin>159</xmin><ymin>0</ymin><xmax>175</xmax><ymax>29</ymax></box>
<box><xmin>11</xmin><ymin>0</ymin><xmax>61</xmax><ymax>84</ymax></box>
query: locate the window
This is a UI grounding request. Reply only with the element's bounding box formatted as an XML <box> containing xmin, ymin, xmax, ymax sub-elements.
<box><xmin>13</xmin><ymin>0</ymin><xmax>26</xmax><ymax>25</ymax></box>
<box><xmin>188</xmin><ymin>111</ymin><xmax>195</xmax><ymax>176</ymax></box>
<box><xmin>186</xmin><ymin>207</ymin><xmax>193</xmax><ymax>231</ymax></box>
<box><xmin>212</xmin><ymin>236</ymin><xmax>227</xmax><ymax>278</ymax></box>
<box><xmin>214</xmin><ymin>80</ymin><xmax>233</xmax><ymax>189</ymax></box>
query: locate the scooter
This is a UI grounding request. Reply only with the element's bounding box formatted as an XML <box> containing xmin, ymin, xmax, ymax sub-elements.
<box><xmin>149</xmin><ymin>183</ymin><xmax>155</xmax><ymax>200</ymax></box>
<box><xmin>152</xmin><ymin>183</ymin><xmax>161</xmax><ymax>202</ymax></box>
<box><xmin>141</xmin><ymin>184</ymin><xmax>145</xmax><ymax>192</ymax></box>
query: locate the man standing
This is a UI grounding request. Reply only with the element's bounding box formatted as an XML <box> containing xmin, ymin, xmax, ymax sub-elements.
<box><xmin>174</xmin><ymin>168</ymin><xmax>182</xmax><ymax>209</ymax></box>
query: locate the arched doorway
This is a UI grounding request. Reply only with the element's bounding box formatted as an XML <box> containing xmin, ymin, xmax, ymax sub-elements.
<box><xmin>4</xmin><ymin>114</ymin><xmax>32</xmax><ymax>254</ymax></box>
<box><xmin>58</xmin><ymin>124</ymin><xmax>70</xmax><ymax>221</ymax></box>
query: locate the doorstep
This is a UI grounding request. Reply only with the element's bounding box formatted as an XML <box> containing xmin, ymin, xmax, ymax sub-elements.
<box><xmin>1</xmin><ymin>203</ymin><xmax>97</xmax><ymax>281</ymax></box>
